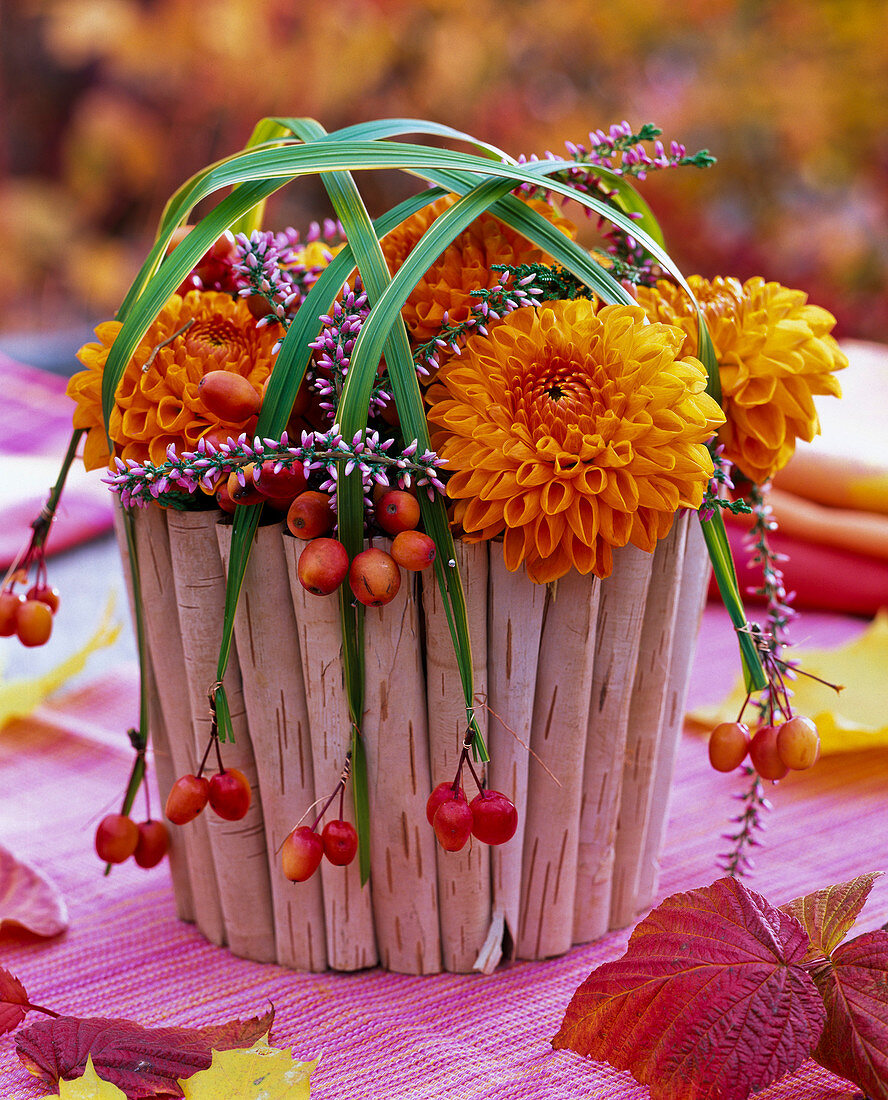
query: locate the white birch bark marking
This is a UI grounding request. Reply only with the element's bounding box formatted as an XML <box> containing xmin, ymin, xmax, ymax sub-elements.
<box><xmin>609</xmin><ymin>517</ymin><xmax>688</xmax><ymax>929</ymax></box>
<box><xmin>573</xmin><ymin>543</ymin><xmax>653</xmax><ymax>943</ymax></box>
<box><xmin>166</xmin><ymin>508</ymin><xmax>275</xmax><ymax>962</ymax></box>
<box><xmin>283</xmin><ymin>534</ymin><xmax>377</xmax><ymax>971</ymax></box>
<box><xmin>217</xmin><ymin>520</ymin><xmax>327</xmax><ymax>970</ymax></box>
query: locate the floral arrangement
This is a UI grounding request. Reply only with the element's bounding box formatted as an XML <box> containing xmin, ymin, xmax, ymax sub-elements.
<box><xmin>2</xmin><ymin>117</ymin><xmax>846</xmax><ymax>890</ymax></box>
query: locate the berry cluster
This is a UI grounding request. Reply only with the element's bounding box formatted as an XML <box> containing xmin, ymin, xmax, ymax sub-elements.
<box><xmin>708</xmin><ymin>714</ymin><xmax>821</xmax><ymax>781</ymax></box>
<box><xmin>94</xmin><ymin>814</ymin><xmax>169</xmax><ymax>869</ymax></box>
<box><xmin>426</xmin><ymin>737</ymin><xmax>518</xmax><ymax>853</ymax></box>
<box><xmin>292</xmin><ymin>486</ymin><xmax>436</xmax><ymax>605</ymax></box>
<box><xmin>0</xmin><ymin>576</ymin><xmax>59</xmax><ymax>647</ymax></box>
<box><xmin>281</xmin><ymin>754</ymin><xmax>358</xmax><ymax>882</ymax></box>
<box><xmin>1</xmin><ymin>503</ymin><xmax>61</xmax><ymax>649</ymax></box>
<box><xmin>164</xmin><ymin>708</ymin><xmax>253</xmax><ymax>827</ymax></box>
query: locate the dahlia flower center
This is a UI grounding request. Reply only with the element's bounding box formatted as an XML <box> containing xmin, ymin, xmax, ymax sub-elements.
<box><xmin>186</xmin><ymin>317</ymin><xmax>250</xmax><ymax>356</ymax></box>
<box><xmin>515</xmin><ymin>348</ymin><xmax>608</xmax><ymax>446</ymax></box>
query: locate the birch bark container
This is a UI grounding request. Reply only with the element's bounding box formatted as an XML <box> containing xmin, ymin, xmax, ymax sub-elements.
<box><xmin>127</xmin><ymin>504</ymin><xmax>709</xmax><ymax>972</ymax></box>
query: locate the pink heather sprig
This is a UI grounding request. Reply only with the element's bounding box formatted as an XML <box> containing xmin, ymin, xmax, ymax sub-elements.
<box><xmin>515</xmin><ymin>122</ymin><xmax>715</xmax><ymax>287</ymax></box>
<box><xmin>102</xmin><ymin>428</ymin><xmax>446</xmax><ymax>510</ymax></box>
<box><xmin>231</xmin><ymin>221</ymin><xmax>343</xmax><ymax>334</ymax></box>
<box><xmin>411</xmin><ymin>267</ymin><xmax>547</xmax><ymax>375</ymax></box>
<box><xmin>718</xmin><ymin>480</ymin><xmax>796</xmax><ymax>878</ymax></box>
<box><xmin>308</xmin><ymin>281</ymin><xmax>392</xmax><ymax>420</ymax></box>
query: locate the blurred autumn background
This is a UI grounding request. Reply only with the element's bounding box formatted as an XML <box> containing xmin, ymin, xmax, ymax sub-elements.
<box><xmin>3</xmin><ymin>0</ymin><xmax>888</xmax><ymax>357</ymax></box>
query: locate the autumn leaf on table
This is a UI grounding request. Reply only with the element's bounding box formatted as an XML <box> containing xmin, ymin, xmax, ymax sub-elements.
<box><xmin>0</xmin><ymin>966</ymin><xmax>33</xmax><ymax>1034</ymax></box>
<box><xmin>16</xmin><ymin>1009</ymin><xmax>274</xmax><ymax>1099</ymax></box>
<box><xmin>553</xmin><ymin>877</ymin><xmax>826</xmax><ymax>1100</ymax></box>
<box><xmin>0</xmin><ymin>844</ymin><xmax>68</xmax><ymax>938</ymax></box>
<box><xmin>179</xmin><ymin>1039</ymin><xmax>316</xmax><ymax>1099</ymax></box>
<box><xmin>36</xmin><ymin>1054</ymin><xmax>127</xmax><ymax>1099</ymax></box>
<box><xmin>811</xmin><ymin>928</ymin><xmax>888</xmax><ymax>1100</ymax></box>
<box><xmin>780</xmin><ymin>871</ymin><xmax>883</xmax><ymax>961</ymax></box>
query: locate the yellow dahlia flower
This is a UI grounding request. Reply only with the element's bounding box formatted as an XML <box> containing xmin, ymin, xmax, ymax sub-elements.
<box><xmin>426</xmin><ymin>300</ymin><xmax>725</xmax><ymax>583</ymax></box>
<box><xmin>67</xmin><ymin>291</ymin><xmax>278</xmax><ymax>470</ymax></box>
<box><xmin>381</xmin><ymin>194</ymin><xmax>576</xmax><ymax>350</ymax></box>
<box><xmin>636</xmin><ymin>276</ymin><xmax>846</xmax><ymax>483</ymax></box>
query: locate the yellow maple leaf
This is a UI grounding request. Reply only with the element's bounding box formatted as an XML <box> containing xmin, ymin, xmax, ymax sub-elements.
<box><xmin>37</xmin><ymin>1055</ymin><xmax>127</xmax><ymax>1099</ymax></box>
<box><xmin>0</xmin><ymin>594</ymin><xmax>119</xmax><ymax>731</ymax></box>
<box><xmin>180</xmin><ymin>1038</ymin><xmax>317</xmax><ymax>1099</ymax></box>
<box><xmin>689</xmin><ymin>610</ymin><xmax>888</xmax><ymax>754</ymax></box>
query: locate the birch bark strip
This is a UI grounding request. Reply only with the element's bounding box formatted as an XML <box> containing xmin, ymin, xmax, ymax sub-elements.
<box><xmin>127</xmin><ymin>504</ymin><xmax>224</xmax><ymax>943</ymax></box>
<box><xmin>516</xmin><ymin>569</ymin><xmax>599</xmax><ymax>959</ymax></box>
<box><xmin>483</xmin><ymin>548</ymin><xmax>545</xmax><ymax>969</ymax></box>
<box><xmin>283</xmin><ymin>534</ymin><xmax>377</xmax><ymax>971</ymax></box>
<box><xmin>361</xmin><ymin>545</ymin><xmax>441</xmax><ymax>974</ymax></box>
<box><xmin>111</xmin><ymin>503</ymin><xmax>195</xmax><ymax>922</ymax></box>
<box><xmin>217</xmin><ymin>520</ymin><xmax>327</xmax><ymax>971</ymax></box>
<box><xmin>609</xmin><ymin>517</ymin><xmax>688</xmax><ymax>929</ymax></box>
<box><xmin>166</xmin><ymin>507</ymin><xmax>276</xmax><ymax>962</ymax></box>
<box><xmin>636</xmin><ymin>515</ymin><xmax>711</xmax><ymax>908</ymax></box>
<box><xmin>573</xmin><ymin>543</ymin><xmax>653</xmax><ymax>944</ymax></box>
<box><xmin>421</xmin><ymin>540</ymin><xmax>490</xmax><ymax>973</ymax></box>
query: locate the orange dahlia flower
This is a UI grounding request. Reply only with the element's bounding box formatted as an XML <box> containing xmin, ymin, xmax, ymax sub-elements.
<box><xmin>636</xmin><ymin>276</ymin><xmax>846</xmax><ymax>483</ymax></box>
<box><xmin>380</xmin><ymin>194</ymin><xmax>576</xmax><ymax>350</ymax></box>
<box><xmin>67</xmin><ymin>291</ymin><xmax>278</xmax><ymax>470</ymax></box>
<box><xmin>426</xmin><ymin>300</ymin><xmax>724</xmax><ymax>583</ymax></box>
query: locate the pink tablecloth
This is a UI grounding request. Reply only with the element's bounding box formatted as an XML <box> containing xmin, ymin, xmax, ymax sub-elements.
<box><xmin>3</xmin><ymin>608</ymin><xmax>884</xmax><ymax>1099</ymax></box>
<box><xmin>0</xmin><ymin>353</ymin><xmax>114</xmax><ymax>571</ymax></box>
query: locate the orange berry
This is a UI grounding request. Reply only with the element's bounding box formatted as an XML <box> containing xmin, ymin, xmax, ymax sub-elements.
<box><xmin>0</xmin><ymin>591</ymin><xmax>25</xmax><ymax>637</ymax></box>
<box><xmin>348</xmin><ymin>548</ymin><xmax>401</xmax><ymax>607</ymax></box>
<box><xmin>776</xmin><ymin>716</ymin><xmax>821</xmax><ymax>770</ymax></box>
<box><xmin>287</xmin><ymin>491</ymin><xmax>335</xmax><ymax>539</ymax></box>
<box><xmin>708</xmin><ymin>722</ymin><xmax>751</xmax><ymax>773</ymax></box>
<box><xmin>391</xmin><ymin>529</ymin><xmax>436</xmax><ymax>571</ymax></box>
<box><xmin>95</xmin><ymin>814</ymin><xmax>139</xmax><ymax>864</ymax></box>
<box><xmin>197</xmin><ymin>370</ymin><xmax>261</xmax><ymax>424</ymax></box>
<box><xmin>748</xmin><ymin>725</ymin><xmax>789</xmax><ymax>781</ymax></box>
<box><xmin>15</xmin><ymin>599</ymin><xmax>54</xmax><ymax>647</ymax></box>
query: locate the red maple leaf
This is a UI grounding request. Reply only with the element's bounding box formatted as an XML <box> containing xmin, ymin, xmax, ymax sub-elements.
<box><xmin>811</xmin><ymin>929</ymin><xmax>888</xmax><ymax>1100</ymax></box>
<box><xmin>0</xmin><ymin>969</ymin><xmax>31</xmax><ymax>1035</ymax></box>
<box><xmin>15</xmin><ymin>1009</ymin><xmax>274</xmax><ymax>1099</ymax></box>
<box><xmin>553</xmin><ymin>877</ymin><xmax>826</xmax><ymax>1100</ymax></box>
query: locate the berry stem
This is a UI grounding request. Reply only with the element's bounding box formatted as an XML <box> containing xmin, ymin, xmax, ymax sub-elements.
<box><xmin>23</xmin><ymin>1001</ymin><xmax>61</xmax><ymax>1019</ymax></box>
<box><xmin>310</xmin><ymin>752</ymin><xmax>352</xmax><ymax>831</ymax></box>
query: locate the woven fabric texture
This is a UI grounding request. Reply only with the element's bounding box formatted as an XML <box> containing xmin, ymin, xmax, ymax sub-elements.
<box><xmin>3</xmin><ymin>608</ymin><xmax>884</xmax><ymax>1099</ymax></box>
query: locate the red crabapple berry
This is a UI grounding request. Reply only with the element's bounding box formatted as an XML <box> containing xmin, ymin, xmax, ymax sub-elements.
<box><xmin>321</xmin><ymin>819</ymin><xmax>358</xmax><ymax>866</ymax></box>
<box><xmin>708</xmin><ymin>722</ymin><xmax>751</xmax><ymax>773</ymax></box>
<box><xmin>287</xmin><ymin>491</ymin><xmax>335</xmax><ymax>539</ymax></box>
<box><xmin>297</xmin><ymin>538</ymin><xmax>350</xmax><ymax>595</ymax></box>
<box><xmin>133</xmin><ymin>820</ymin><xmax>170</xmax><ymax>868</ymax></box>
<box><xmin>776</xmin><ymin>716</ymin><xmax>821</xmax><ymax>770</ymax></box>
<box><xmin>165</xmin><ymin>774</ymin><xmax>210</xmax><ymax>825</ymax></box>
<box><xmin>0</xmin><ymin>591</ymin><xmax>25</xmax><ymax>637</ymax></box>
<box><xmin>426</xmin><ymin>782</ymin><xmax>466</xmax><ymax>826</ymax></box>
<box><xmin>469</xmin><ymin>790</ymin><xmax>518</xmax><ymax>845</ymax></box>
<box><xmin>208</xmin><ymin>768</ymin><xmax>251</xmax><ymax>821</ymax></box>
<box><xmin>748</xmin><ymin>725</ymin><xmax>789</xmax><ymax>781</ymax></box>
<box><xmin>281</xmin><ymin>826</ymin><xmax>324</xmax><ymax>882</ymax></box>
<box><xmin>391</xmin><ymin>530</ymin><xmax>436</xmax><ymax>571</ymax></box>
<box><xmin>95</xmin><ymin>814</ymin><xmax>139</xmax><ymax>864</ymax></box>
<box><xmin>375</xmin><ymin>490</ymin><xmax>421</xmax><ymax>535</ymax></box>
<box><xmin>26</xmin><ymin>584</ymin><xmax>60</xmax><ymax>613</ymax></box>
<box><xmin>348</xmin><ymin>548</ymin><xmax>401</xmax><ymax>607</ymax></box>
<box><xmin>432</xmin><ymin>798</ymin><xmax>474</xmax><ymax>852</ymax></box>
